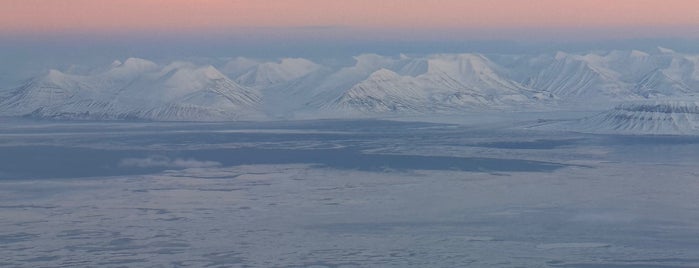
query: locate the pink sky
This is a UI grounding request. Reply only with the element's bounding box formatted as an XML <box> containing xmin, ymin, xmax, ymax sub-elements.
<box><xmin>3</xmin><ymin>0</ymin><xmax>699</xmax><ymax>37</ymax></box>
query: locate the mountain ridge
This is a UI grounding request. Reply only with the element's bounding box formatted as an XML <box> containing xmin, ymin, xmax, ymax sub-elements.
<box><xmin>2</xmin><ymin>49</ymin><xmax>698</xmax><ymax>121</ymax></box>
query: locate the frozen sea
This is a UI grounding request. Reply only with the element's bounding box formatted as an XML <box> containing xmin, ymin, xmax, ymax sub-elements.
<box><xmin>1</xmin><ymin>117</ymin><xmax>699</xmax><ymax>267</ymax></box>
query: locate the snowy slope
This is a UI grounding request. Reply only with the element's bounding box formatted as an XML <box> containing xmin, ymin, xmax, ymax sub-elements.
<box><xmin>0</xmin><ymin>58</ymin><xmax>262</xmax><ymax>121</ymax></box>
<box><xmin>522</xmin><ymin>50</ymin><xmax>699</xmax><ymax>106</ymax></box>
<box><xmin>221</xmin><ymin>57</ymin><xmax>260</xmax><ymax>78</ymax></box>
<box><xmin>423</xmin><ymin>54</ymin><xmax>525</xmax><ymax>95</ymax></box>
<box><xmin>0</xmin><ymin>69</ymin><xmax>99</xmax><ymax>116</ymax></box>
<box><xmin>326</xmin><ymin>54</ymin><xmax>553</xmax><ymax>114</ymax></box>
<box><xmin>524</xmin><ymin>52</ymin><xmax>634</xmax><ymax>104</ymax></box>
<box><xmin>660</xmin><ymin>53</ymin><xmax>699</xmax><ymax>91</ymax></box>
<box><xmin>235</xmin><ymin>58</ymin><xmax>321</xmax><ymax>87</ymax></box>
<box><xmin>330</xmin><ymin>69</ymin><xmax>432</xmax><ymax>113</ymax></box>
<box><xmin>574</xmin><ymin>101</ymin><xmax>699</xmax><ymax>135</ymax></box>
<box><xmin>2</xmin><ymin>49</ymin><xmax>699</xmax><ymax>121</ymax></box>
<box><xmin>632</xmin><ymin>69</ymin><xmax>692</xmax><ymax>98</ymax></box>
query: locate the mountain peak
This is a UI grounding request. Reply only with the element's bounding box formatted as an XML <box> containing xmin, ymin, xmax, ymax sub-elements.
<box><xmin>235</xmin><ymin>57</ymin><xmax>321</xmax><ymax>87</ymax></box>
<box><xmin>46</xmin><ymin>69</ymin><xmax>65</xmax><ymax>77</ymax></box>
<box><xmin>200</xmin><ymin>65</ymin><xmax>226</xmax><ymax>79</ymax></box>
<box><xmin>630</xmin><ymin>50</ymin><xmax>650</xmax><ymax>58</ymax></box>
<box><xmin>657</xmin><ymin>47</ymin><xmax>676</xmax><ymax>54</ymax></box>
<box><xmin>353</xmin><ymin>54</ymin><xmax>395</xmax><ymax>69</ymax></box>
<box><xmin>456</xmin><ymin>53</ymin><xmax>486</xmax><ymax>61</ymax></box>
<box><xmin>555</xmin><ymin>51</ymin><xmax>570</xmax><ymax>60</ymax></box>
<box><xmin>222</xmin><ymin>57</ymin><xmax>260</xmax><ymax>76</ymax></box>
<box><xmin>367</xmin><ymin>68</ymin><xmax>400</xmax><ymax>80</ymax></box>
<box><xmin>43</xmin><ymin>69</ymin><xmax>72</xmax><ymax>84</ymax></box>
<box><xmin>122</xmin><ymin>58</ymin><xmax>158</xmax><ymax>70</ymax></box>
<box><xmin>279</xmin><ymin>57</ymin><xmax>317</xmax><ymax>66</ymax></box>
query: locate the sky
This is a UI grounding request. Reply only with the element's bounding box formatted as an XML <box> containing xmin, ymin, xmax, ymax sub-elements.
<box><xmin>2</xmin><ymin>0</ymin><xmax>699</xmax><ymax>87</ymax></box>
<box><xmin>2</xmin><ymin>0</ymin><xmax>699</xmax><ymax>39</ymax></box>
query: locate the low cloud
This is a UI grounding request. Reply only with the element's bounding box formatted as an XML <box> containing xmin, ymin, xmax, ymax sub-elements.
<box><xmin>119</xmin><ymin>156</ymin><xmax>221</xmax><ymax>169</ymax></box>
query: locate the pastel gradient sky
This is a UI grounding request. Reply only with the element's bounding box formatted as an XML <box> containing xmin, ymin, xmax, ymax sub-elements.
<box><xmin>2</xmin><ymin>0</ymin><xmax>699</xmax><ymax>87</ymax></box>
<box><xmin>3</xmin><ymin>0</ymin><xmax>699</xmax><ymax>39</ymax></box>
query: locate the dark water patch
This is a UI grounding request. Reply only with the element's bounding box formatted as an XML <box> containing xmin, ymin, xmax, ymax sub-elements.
<box><xmin>551</xmin><ymin>264</ymin><xmax>696</xmax><ymax>268</ymax></box>
<box><xmin>612</xmin><ymin>258</ymin><xmax>699</xmax><ymax>263</ymax></box>
<box><xmin>0</xmin><ymin>146</ymin><xmax>566</xmax><ymax>180</ymax></box>
<box><xmin>0</xmin><ymin>232</ymin><xmax>39</xmax><ymax>243</ymax></box>
<box><xmin>23</xmin><ymin>256</ymin><xmax>60</xmax><ymax>262</ymax></box>
<box><xmin>309</xmin><ymin>220</ymin><xmax>497</xmax><ymax>234</ymax></box>
<box><xmin>57</xmin><ymin>229</ymin><xmax>120</xmax><ymax>240</ymax></box>
<box><xmin>0</xmin><ymin>119</ymin><xmax>446</xmax><ymax>135</ymax></box>
<box><xmin>0</xmin><ymin>205</ymin><xmax>57</xmax><ymax>209</ymax></box>
<box><xmin>103</xmin><ymin>131</ymin><xmax>365</xmax><ymax>147</ymax></box>
<box><xmin>225</xmin><ymin>119</ymin><xmax>448</xmax><ymax>133</ymax></box>
<box><xmin>201</xmin><ymin>251</ymin><xmax>245</xmax><ymax>267</ymax></box>
<box><xmin>598</xmin><ymin>134</ymin><xmax>699</xmax><ymax>163</ymax></box>
<box><xmin>0</xmin><ymin>146</ymin><xmax>170</xmax><ymax>180</ymax></box>
<box><xmin>471</xmin><ymin>139</ymin><xmax>580</xmax><ymax>149</ymax></box>
<box><xmin>96</xmin><ymin>258</ymin><xmax>149</xmax><ymax>265</ymax></box>
<box><xmin>188</xmin><ymin>148</ymin><xmax>566</xmax><ymax>173</ymax></box>
<box><xmin>601</xmin><ymin>135</ymin><xmax>699</xmax><ymax>146</ymax></box>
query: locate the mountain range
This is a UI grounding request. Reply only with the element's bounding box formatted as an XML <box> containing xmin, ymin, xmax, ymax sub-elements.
<box><xmin>1</xmin><ymin>48</ymin><xmax>698</xmax><ymax>121</ymax></box>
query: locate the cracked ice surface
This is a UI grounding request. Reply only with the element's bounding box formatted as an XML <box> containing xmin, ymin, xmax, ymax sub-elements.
<box><xmin>1</xmin><ymin>119</ymin><xmax>699</xmax><ymax>267</ymax></box>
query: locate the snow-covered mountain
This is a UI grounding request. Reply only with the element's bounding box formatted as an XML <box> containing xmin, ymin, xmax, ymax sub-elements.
<box><xmin>1</xmin><ymin>48</ymin><xmax>698</xmax><ymax>121</ymax></box>
<box><xmin>573</xmin><ymin>101</ymin><xmax>699</xmax><ymax>135</ymax></box>
<box><xmin>520</xmin><ymin>50</ymin><xmax>699</xmax><ymax>105</ymax></box>
<box><xmin>632</xmin><ymin>68</ymin><xmax>692</xmax><ymax>98</ymax></box>
<box><xmin>234</xmin><ymin>58</ymin><xmax>321</xmax><ymax>88</ymax></box>
<box><xmin>326</xmin><ymin>54</ymin><xmax>553</xmax><ymax>113</ymax></box>
<box><xmin>330</xmin><ymin>68</ymin><xmax>432</xmax><ymax>113</ymax></box>
<box><xmin>0</xmin><ymin>58</ymin><xmax>262</xmax><ymax>121</ymax></box>
<box><xmin>523</xmin><ymin>52</ymin><xmax>634</xmax><ymax>105</ymax></box>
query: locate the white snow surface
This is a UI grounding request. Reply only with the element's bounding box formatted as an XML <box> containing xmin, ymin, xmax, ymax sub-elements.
<box><xmin>573</xmin><ymin>101</ymin><xmax>699</xmax><ymax>135</ymax></box>
<box><xmin>2</xmin><ymin>120</ymin><xmax>699</xmax><ymax>266</ymax></box>
<box><xmin>2</xmin><ymin>48</ymin><xmax>699</xmax><ymax>122</ymax></box>
<box><xmin>0</xmin><ymin>58</ymin><xmax>262</xmax><ymax>121</ymax></box>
